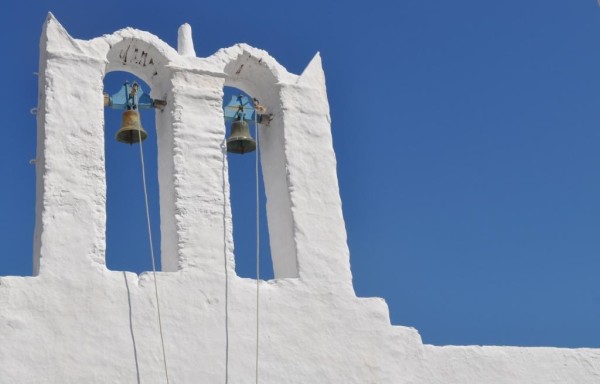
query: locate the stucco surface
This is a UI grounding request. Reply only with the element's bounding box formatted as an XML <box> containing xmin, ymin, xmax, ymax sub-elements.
<box><xmin>0</xmin><ymin>13</ymin><xmax>599</xmax><ymax>383</ymax></box>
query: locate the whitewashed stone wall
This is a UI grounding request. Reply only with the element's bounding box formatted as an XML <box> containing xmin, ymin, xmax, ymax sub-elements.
<box><xmin>0</xmin><ymin>13</ymin><xmax>598</xmax><ymax>383</ymax></box>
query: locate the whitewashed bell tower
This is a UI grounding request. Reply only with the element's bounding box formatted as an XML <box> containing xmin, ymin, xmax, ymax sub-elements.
<box><xmin>0</xmin><ymin>13</ymin><xmax>598</xmax><ymax>384</ymax></box>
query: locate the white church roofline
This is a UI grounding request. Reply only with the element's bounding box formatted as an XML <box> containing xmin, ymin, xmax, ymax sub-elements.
<box><xmin>43</xmin><ymin>11</ymin><xmax>319</xmax><ymax>79</ymax></box>
<box><xmin>1</xmin><ymin>14</ymin><xmax>598</xmax><ymax>384</ymax></box>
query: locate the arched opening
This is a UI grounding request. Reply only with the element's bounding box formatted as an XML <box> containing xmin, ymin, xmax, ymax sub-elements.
<box><xmin>220</xmin><ymin>48</ymin><xmax>300</xmax><ymax>279</ymax></box>
<box><xmin>104</xmin><ymin>71</ymin><xmax>161</xmax><ymax>273</ymax></box>
<box><xmin>224</xmin><ymin>86</ymin><xmax>273</xmax><ymax>279</ymax></box>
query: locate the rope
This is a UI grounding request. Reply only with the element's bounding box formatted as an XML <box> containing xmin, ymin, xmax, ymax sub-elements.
<box><xmin>255</xmin><ymin>110</ymin><xmax>260</xmax><ymax>384</ymax></box>
<box><xmin>137</xmin><ymin>125</ymin><xmax>170</xmax><ymax>384</ymax></box>
<box><xmin>222</xmin><ymin>139</ymin><xmax>230</xmax><ymax>384</ymax></box>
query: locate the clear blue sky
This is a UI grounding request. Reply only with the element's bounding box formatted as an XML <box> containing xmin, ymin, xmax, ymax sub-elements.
<box><xmin>0</xmin><ymin>1</ymin><xmax>599</xmax><ymax>348</ymax></box>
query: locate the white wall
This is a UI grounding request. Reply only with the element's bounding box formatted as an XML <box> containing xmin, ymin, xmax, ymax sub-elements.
<box><xmin>0</xmin><ymin>13</ymin><xmax>598</xmax><ymax>383</ymax></box>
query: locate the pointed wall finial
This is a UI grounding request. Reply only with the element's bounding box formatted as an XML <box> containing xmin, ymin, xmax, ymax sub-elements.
<box><xmin>177</xmin><ymin>23</ymin><xmax>196</xmax><ymax>57</ymax></box>
<box><xmin>41</xmin><ymin>11</ymin><xmax>79</xmax><ymax>59</ymax></box>
<box><xmin>298</xmin><ymin>52</ymin><xmax>325</xmax><ymax>88</ymax></box>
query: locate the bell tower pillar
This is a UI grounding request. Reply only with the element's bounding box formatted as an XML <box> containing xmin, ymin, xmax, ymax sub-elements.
<box><xmin>33</xmin><ymin>13</ymin><xmax>107</xmax><ymax>276</ymax></box>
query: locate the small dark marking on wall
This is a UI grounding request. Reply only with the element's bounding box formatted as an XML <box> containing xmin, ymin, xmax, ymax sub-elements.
<box><xmin>236</xmin><ymin>64</ymin><xmax>244</xmax><ymax>74</ymax></box>
<box><xmin>118</xmin><ymin>43</ymin><xmax>155</xmax><ymax>68</ymax></box>
<box><xmin>119</xmin><ymin>44</ymin><xmax>131</xmax><ymax>65</ymax></box>
<box><xmin>139</xmin><ymin>51</ymin><xmax>148</xmax><ymax>66</ymax></box>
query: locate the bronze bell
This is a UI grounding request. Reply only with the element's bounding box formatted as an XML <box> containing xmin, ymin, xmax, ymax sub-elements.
<box><xmin>226</xmin><ymin>118</ymin><xmax>256</xmax><ymax>154</ymax></box>
<box><xmin>116</xmin><ymin>109</ymin><xmax>148</xmax><ymax>144</ymax></box>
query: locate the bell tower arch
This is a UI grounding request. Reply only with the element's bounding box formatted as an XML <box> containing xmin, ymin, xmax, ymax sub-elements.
<box><xmin>33</xmin><ymin>14</ymin><xmax>180</xmax><ymax>275</ymax></box>
<box><xmin>34</xmin><ymin>12</ymin><xmax>353</xmax><ymax>284</ymax></box>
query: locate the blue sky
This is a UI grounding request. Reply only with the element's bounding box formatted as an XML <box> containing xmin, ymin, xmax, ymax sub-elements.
<box><xmin>0</xmin><ymin>1</ymin><xmax>599</xmax><ymax>348</ymax></box>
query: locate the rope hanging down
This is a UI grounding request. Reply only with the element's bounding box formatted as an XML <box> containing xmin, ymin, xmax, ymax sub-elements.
<box><xmin>137</xmin><ymin>127</ymin><xmax>170</xmax><ymax>384</ymax></box>
<box><xmin>255</xmin><ymin>108</ymin><xmax>261</xmax><ymax>384</ymax></box>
